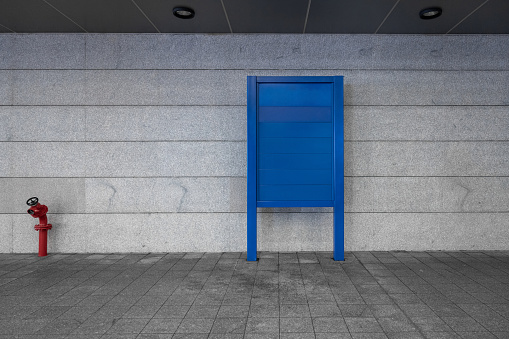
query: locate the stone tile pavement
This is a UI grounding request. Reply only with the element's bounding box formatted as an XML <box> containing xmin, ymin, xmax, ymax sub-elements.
<box><xmin>1</xmin><ymin>251</ymin><xmax>509</xmax><ymax>338</ymax></box>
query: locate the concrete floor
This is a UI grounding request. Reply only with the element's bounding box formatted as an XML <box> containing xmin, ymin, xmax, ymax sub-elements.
<box><xmin>1</xmin><ymin>251</ymin><xmax>509</xmax><ymax>339</ymax></box>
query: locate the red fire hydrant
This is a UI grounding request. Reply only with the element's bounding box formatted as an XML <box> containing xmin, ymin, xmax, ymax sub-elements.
<box><xmin>26</xmin><ymin>197</ymin><xmax>52</xmax><ymax>257</ymax></box>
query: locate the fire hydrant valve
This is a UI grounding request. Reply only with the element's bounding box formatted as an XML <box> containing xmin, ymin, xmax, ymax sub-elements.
<box><xmin>26</xmin><ymin>197</ymin><xmax>52</xmax><ymax>257</ymax></box>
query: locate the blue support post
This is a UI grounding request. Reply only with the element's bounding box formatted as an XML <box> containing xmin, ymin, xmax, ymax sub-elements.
<box><xmin>247</xmin><ymin>76</ymin><xmax>258</xmax><ymax>261</ymax></box>
<box><xmin>333</xmin><ymin>76</ymin><xmax>345</xmax><ymax>261</ymax></box>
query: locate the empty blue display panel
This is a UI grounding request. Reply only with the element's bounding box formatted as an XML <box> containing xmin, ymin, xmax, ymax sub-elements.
<box><xmin>247</xmin><ymin>76</ymin><xmax>344</xmax><ymax>262</ymax></box>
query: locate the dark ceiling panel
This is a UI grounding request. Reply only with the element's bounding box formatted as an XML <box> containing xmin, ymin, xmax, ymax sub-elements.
<box><xmin>0</xmin><ymin>0</ymin><xmax>507</xmax><ymax>34</ymax></box>
<box><xmin>450</xmin><ymin>0</ymin><xmax>509</xmax><ymax>34</ymax></box>
<box><xmin>377</xmin><ymin>0</ymin><xmax>487</xmax><ymax>34</ymax></box>
<box><xmin>306</xmin><ymin>0</ymin><xmax>398</xmax><ymax>33</ymax></box>
<box><xmin>222</xmin><ymin>0</ymin><xmax>309</xmax><ymax>33</ymax></box>
<box><xmin>0</xmin><ymin>23</ymin><xmax>13</xmax><ymax>33</ymax></box>
<box><xmin>0</xmin><ymin>0</ymin><xmax>83</xmax><ymax>32</ymax></box>
<box><xmin>46</xmin><ymin>0</ymin><xmax>157</xmax><ymax>33</ymax></box>
<box><xmin>135</xmin><ymin>0</ymin><xmax>230</xmax><ymax>33</ymax></box>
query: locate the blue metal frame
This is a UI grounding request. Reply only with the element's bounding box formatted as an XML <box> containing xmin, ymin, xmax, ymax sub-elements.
<box><xmin>247</xmin><ymin>76</ymin><xmax>344</xmax><ymax>261</ymax></box>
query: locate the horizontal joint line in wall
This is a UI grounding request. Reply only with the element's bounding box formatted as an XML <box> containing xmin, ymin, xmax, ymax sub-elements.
<box><xmin>0</xmin><ymin>140</ymin><xmax>247</xmax><ymax>143</ymax></box>
<box><xmin>344</xmin><ymin>140</ymin><xmax>509</xmax><ymax>142</ymax></box>
<box><xmin>1</xmin><ymin>176</ymin><xmax>508</xmax><ymax>179</ymax></box>
<box><xmin>345</xmin><ymin>175</ymin><xmax>509</xmax><ymax>178</ymax></box>
<box><xmin>344</xmin><ymin>104</ymin><xmax>509</xmax><ymax>107</ymax></box>
<box><xmin>4</xmin><ymin>211</ymin><xmax>509</xmax><ymax>215</ymax></box>
<box><xmin>344</xmin><ymin>211</ymin><xmax>509</xmax><ymax>214</ymax></box>
<box><xmin>4</xmin><ymin>212</ymin><xmax>244</xmax><ymax>215</ymax></box>
<box><xmin>0</xmin><ymin>104</ymin><xmax>246</xmax><ymax>107</ymax></box>
<box><xmin>3</xmin><ymin>140</ymin><xmax>509</xmax><ymax>143</ymax></box>
<box><xmin>0</xmin><ymin>176</ymin><xmax>246</xmax><ymax>179</ymax></box>
<box><xmin>0</xmin><ymin>104</ymin><xmax>507</xmax><ymax>108</ymax></box>
<box><xmin>2</xmin><ymin>68</ymin><xmax>508</xmax><ymax>72</ymax></box>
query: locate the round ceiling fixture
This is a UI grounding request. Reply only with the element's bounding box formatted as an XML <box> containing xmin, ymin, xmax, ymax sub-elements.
<box><xmin>419</xmin><ymin>7</ymin><xmax>442</xmax><ymax>19</ymax></box>
<box><xmin>173</xmin><ymin>7</ymin><xmax>195</xmax><ymax>19</ymax></box>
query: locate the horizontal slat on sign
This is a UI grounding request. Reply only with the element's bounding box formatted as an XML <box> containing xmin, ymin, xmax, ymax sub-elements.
<box><xmin>259</xmin><ymin>123</ymin><xmax>332</xmax><ymax>138</ymax></box>
<box><xmin>259</xmin><ymin>138</ymin><xmax>332</xmax><ymax>154</ymax></box>
<box><xmin>259</xmin><ymin>83</ymin><xmax>333</xmax><ymax>106</ymax></box>
<box><xmin>258</xmin><ymin>169</ymin><xmax>331</xmax><ymax>185</ymax></box>
<box><xmin>258</xmin><ymin>185</ymin><xmax>332</xmax><ymax>201</ymax></box>
<box><xmin>258</xmin><ymin>107</ymin><xmax>332</xmax><ymax>122</ymax></box>
<box><xmin>257</xmin><ymin>201</ymin><xmax>334</xmax><ymax>207</ymax></box>
<box><xmin>258</xmin><ymin>154</ymin><xmax>332</xmax><ymax>170</ymax></box>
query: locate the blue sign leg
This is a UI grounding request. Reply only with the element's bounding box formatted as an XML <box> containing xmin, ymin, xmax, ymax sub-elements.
<box><xmin>333</xmin><ymin>76</ymin><xmax>344</xmax><ymax>261</ymax></box>
<box><xmin>247</xmin><ymin>76</ymin><xmax>257</xmax><ymax>261</ymax></box>
<box><xmin>333</xmin><ymin>208</ymin><xmax>344</xmax><ymax>261</ymax></box>
<box><xmin>247</xmin><ymin>205</ymin><xmax>257</xmax><ymax>261</ymax></box>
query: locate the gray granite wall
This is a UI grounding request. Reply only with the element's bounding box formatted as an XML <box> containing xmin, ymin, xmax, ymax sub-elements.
<box><xmin>1</xmin><ymin>34</ymin><xmax>508</xmax><ymax>253</ymax></box>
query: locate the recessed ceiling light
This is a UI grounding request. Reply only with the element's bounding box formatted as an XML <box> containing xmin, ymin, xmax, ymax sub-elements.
<box><xmin>419</xmin><ymin>7</ymin><xmax>442</xmax><ymax>20</ymax></box>
<box><xmin>173</xmin><ymin>7</ymin><xmax>195</xmax><ymax>19</ymax></box>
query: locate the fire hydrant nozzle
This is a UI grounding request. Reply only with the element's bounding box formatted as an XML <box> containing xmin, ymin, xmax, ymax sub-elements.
<box><xmin>26</xmin><ymin>197</ymin><xmax>52</xmax><ymax>257</ymax></box>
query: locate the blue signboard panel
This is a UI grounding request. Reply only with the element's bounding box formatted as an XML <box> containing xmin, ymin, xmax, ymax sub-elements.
<box><xmin>247</xmin><ymin>76</ymin><xmax>344</xmax><ymax>261</ymax></box>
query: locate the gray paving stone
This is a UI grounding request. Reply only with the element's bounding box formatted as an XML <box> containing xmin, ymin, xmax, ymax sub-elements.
<box><xmin>176</xmin><ymin>318</ymin><xmax>214</xmax><ymax>333</ymax></box>
<box><xmin>339</xmin><ymin>304</ymin><xmax>374</xmax><ymax>317</ymax></box>
<box><xmin>369</xmin><ymin>304</ymin><xmax>406</xmax><ymax>318</ymax></box>
<box><xmin>217</xmin><ymin>305</ymin><xmax>250</xmax><ymax>318</ymax></box>
<box><xmin>101</xmin><ymin>334</ymin><xmax>138</xmax><ymax>339</ymax></box>
<box><xmin>207</xmin><ymin>334</ymin><xmax>244</xmax><ymax>339</ymax></box>
<box><xmin>410</xmin><ymin>316</ymin><xmax>453</xmax><ymax>332</ymax></box>
<box><xmin>244</xmin><ymin>333</ymin><xmax>279</xmax><ymax>339</ymax></box>
<box><xmin>248</xmin><ymin>304</ymin><xmax>279</xmax><ymax>318</ymax></box>
<box><xmin>279</xmin><ymin>304</ymin><xmax>310</xmax><ymax>317</ymax></box>
<box><xmin>35</xmin><ymin>318</ymin><xmax>82</xmax><ymax>335</ymax></box>
<box><xmin>429</xmin><ymin>304</ymin><xmax>469</xmax><ymax>318</ymax></box>
<box><xmin>377</xmin><ymin>315</ymin><xmax>418</xmax><ymax>332</ymax></box>
<box><xmin>345</xmin><ymin>317</ymin><xmax>384</xmax><ymax>332</ymax></box>
<box><xmin>71</xmin><ymin>317</ymin><xmax>116</xmax><ymax>335</ymax></box>
<box><xmin>280</xmin><ymin>333</ymin><xmax>316</xmax><ymax>339</ymax></box>
<box><xmin>312</xmin><ymin>317</ymin><xmax>349</xmax><ymax>332</ymax></box>
<box><xmin>350</xmin><ymin>333</ymin><xmax>388</xmax><ymax>339</ymax></box>
<box><xmin>185</xmin><ymin>305</ymin><xmax>220</xmax><ymax>318</ymax></box>
<box><xmin>441</xmin><ymin>316</ymin><xmax>487</xmax><ymax>332</ymax></box>
<box><xmin>141</xmin><ymin>318</ymin><xmax>181</xmax><ymax>333</ymax></box>
<box><xmin>456</xmin><ymin>333</ymin><xmax>497</xmax><ymax>339</ymax></box>
<box><xmin>106</xmin><ymin>318</ymin><xmax>150</xmax><ymax>333</ymax></box>
<box><xmin>309</xmin><ymin>304</ymin><xmax>341</xmax><ymax>317</ymax></box>
<box><xmin>316</xmin><ymin>333</ymin><xmax>353</xmax><ymax>339</ymax></box>
<box><xmin>222</xmin><ymin>293</ymin><xmax>251</xmax><ymax>305</ymax></box>
<box><xmin>121</xmin><ymin>305</ymin><xmax>160</xmax><ymax>318</ymax></box>
<box><xmin>386</xmin><ymin>333</ymin><xmax>425</xmax><ymax>339</ymax></box>
<box><xmin>171</xmin><ymin>334</ymin><xmax>209</xmax><ymax>339</ymax></box>
<box><xmin>280</xmin><ymin>317</ymin><xmax>314</xmax><ymax>333</ymax></box>
<box><xmin>210</xmin><ymin>318</ymin><xmax>247</xmax><ymax>333</ymax></box>
<box><xmin>245</xmin><ymin>318</ymin><xmax>279</xmax><ymax>333</ymax></box>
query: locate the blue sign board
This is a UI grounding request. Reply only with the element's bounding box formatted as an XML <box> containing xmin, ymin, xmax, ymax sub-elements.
<box><xmin>247</xmin><ymin>76</ymin><xmax>344</xmax><ymax>261</ymax></box>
